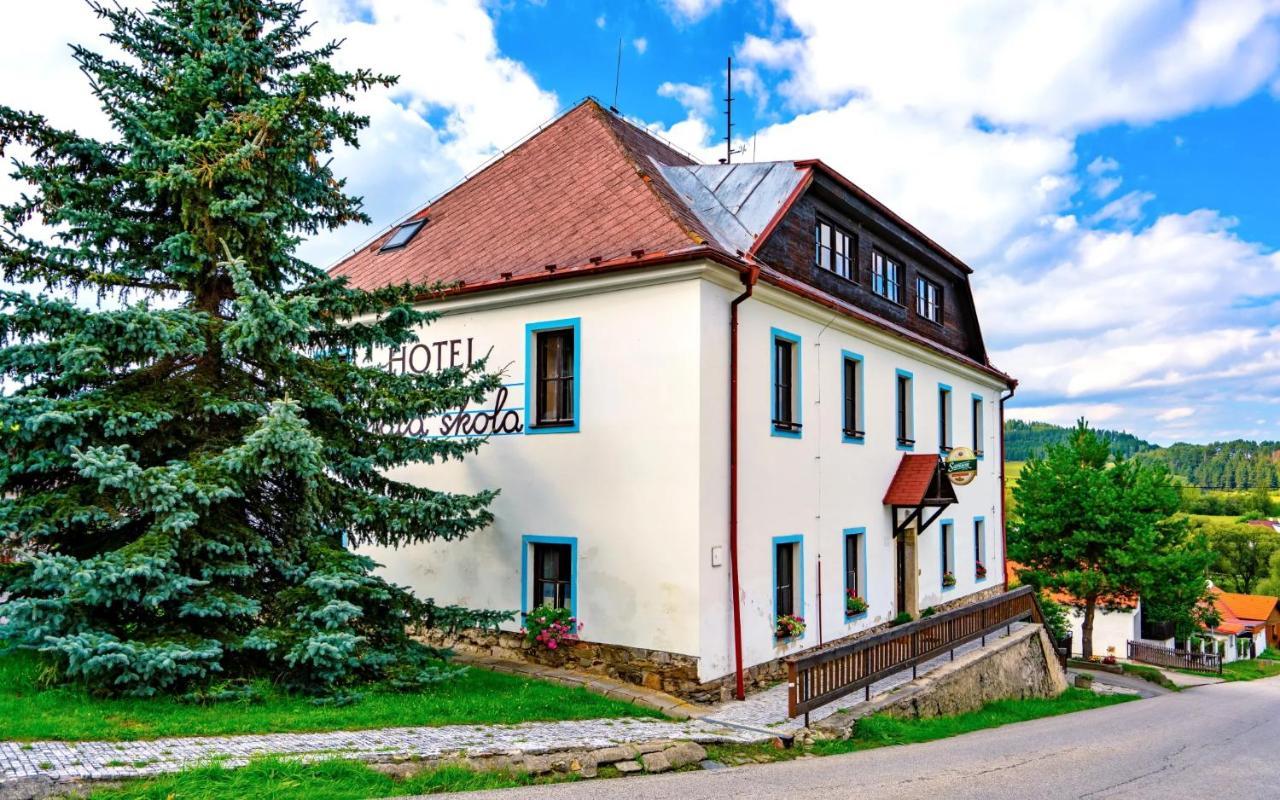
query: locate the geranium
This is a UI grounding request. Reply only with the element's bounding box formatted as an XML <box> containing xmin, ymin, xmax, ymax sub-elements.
<box><xmin>845</xmin><ymin>590</ymin><xmax>868</xmax><ymax>616</ymax></box>
<box><xmin>942</xmin><ymin>571</ymin><xmax>957</xmax><ymax>588</ymax></box>
<box><xmin>776</xmin><ymin>613</ymin><xmax>806</xmax><ymax>639</ymax></box>
<box><xmin>975</xmin><ymin>561</ymin><xmax>988</xmax><ymax>579</ymax></box>
<box><xmin>524</xmin><ymin>606</ymin><xmax>580</xmax><ymax>651</ymax></box>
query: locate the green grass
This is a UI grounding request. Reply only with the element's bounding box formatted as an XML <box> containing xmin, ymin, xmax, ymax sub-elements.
<box><xmin>1120</xmin><ymin>663</ymin><xmax>1180</xmax><ymax>691</ymax></box>
<box><xmin>83</xmin><ymin>757</ymin><xmax>577</xmax><ymax>800</ymax></box>
<box><xmin>1219</xmin><ymin>658</ymin><xmax>1280</xmax><ymax>682</ymax></box>
<box><xmin>0</xmin><ymin>651</ymin><xmax>662</xmax><ymax>742</ymax></box>
<box><xmin>1257</xmin><ymin>647</ymin><xmax>1280</xmax><ymax>661</ymax></box>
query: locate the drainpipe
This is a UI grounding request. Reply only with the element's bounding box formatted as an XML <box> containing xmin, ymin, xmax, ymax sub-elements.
<box><xmin>729</xmin><ymin>266</ymin><xmax>759</xmax><ymax>701</ymax></box>
<box><xmin>999</xmin><ymin>383</ymin><xmax>1016</xmax><ymax>592</ymax></box>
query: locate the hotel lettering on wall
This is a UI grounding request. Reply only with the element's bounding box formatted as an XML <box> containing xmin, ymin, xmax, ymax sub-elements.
<box><xmin>380</xmin><ymin>337</ymin><xmax>524</xmax><ymax>438</ymax></box>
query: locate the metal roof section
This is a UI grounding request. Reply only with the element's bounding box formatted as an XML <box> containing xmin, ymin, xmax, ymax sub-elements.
<box><xmin>654</xmin><ymin>160</ymin><xmax>805</xmax><ymax>255</ymax></box>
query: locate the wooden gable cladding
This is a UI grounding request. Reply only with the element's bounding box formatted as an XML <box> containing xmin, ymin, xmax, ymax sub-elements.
<box><xmin>753</xmin><ymin>171</ymin><xmax>988</xmax><ymax>363</ymax></box>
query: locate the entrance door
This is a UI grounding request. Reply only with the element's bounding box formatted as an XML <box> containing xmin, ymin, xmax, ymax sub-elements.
<box><xmin>896</xmin><ymin>533</ymin><xmax>908</xmax><ymax>615</ymax></box>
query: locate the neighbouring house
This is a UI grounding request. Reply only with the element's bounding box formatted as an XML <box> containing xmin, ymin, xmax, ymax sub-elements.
<box><xmin>1204</xmin><ymin>588</ymin><xmax>1279</xmax><ymax>661</ymax></box>
<box><xmin>1005</xmin><ymin>562</ymin><xmax>1174</xmax><ymax>659</ymax></box>
<box><xmin>1246</xmin><ymin>518</ymin><xmax>1280</xmax><ymax>533</ymax></box>
<box><xmin>329</xmin><ymin>98</ymin><xmax>1015</xmax><ymax>702</ymax></box>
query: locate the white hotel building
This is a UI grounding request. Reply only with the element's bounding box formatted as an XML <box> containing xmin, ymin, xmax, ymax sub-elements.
<box><xmin>332</xmin><ymin>100</ymin><xmax>1016</xmax><ymax>701</ymax></box>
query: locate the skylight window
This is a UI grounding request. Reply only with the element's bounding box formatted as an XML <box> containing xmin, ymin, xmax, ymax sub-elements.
<box><xmin>379</xmin><ymin>218</ymin><xmax>426</xmax><ymax>252</ymax></box>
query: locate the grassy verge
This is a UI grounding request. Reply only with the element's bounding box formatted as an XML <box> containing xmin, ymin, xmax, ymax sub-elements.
<box><xmin>81</xmin><ymin>757</ymin><xmax>577</xmax><ymax>800</ymax></box>
<box><xmin>709</xmin><ymin>687</ymin><xmax>1134</xmax><ymax>765</ymax></box>
<box><xmin>0</xmin><ymin>651</ymin><xmax>662</xmax><ymax>742</ymax></box>
<box><xmin>1219</xmin><ymin>658</ymin><xmax>1280</xmax><ymax>682</ymax></box>
<box><xmin>1120</xmin><ymin>663</ymin><xmax>1180</xmax><ymax>691</ymax></box>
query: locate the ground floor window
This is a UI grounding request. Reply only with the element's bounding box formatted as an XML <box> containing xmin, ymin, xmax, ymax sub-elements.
<box><xmin>941</xmin><ymin>520</ymin><xmax>955</xmax><ymax>588</ymax></box>
<box><xmin>773</xmin><ymin>535</ymin><xmax>804</xmax><ymax>637</ymax></box>
<box><xmin>523</xmin><ymin>536</ymin><xmax>577</xmax><ymax>616</ymax></box>
<box><xmin>844</xmin><ymin>528</ymin><xmax>867</xmax><ymax>617</ymax></box>
<box><xmin>974</xmin><ymin>517</ymin><xmax>987</xmax><ymax>580</ymax></box>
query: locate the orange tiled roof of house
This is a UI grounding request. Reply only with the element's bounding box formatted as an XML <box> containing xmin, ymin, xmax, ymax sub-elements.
<box><xmin>1212</xmin><ymin>589</ymin><xmax>1278</xmax><ymax>626</ymax></box>
<box><xmin>1004</xmin><ymin>561</ymin><xmax>1138</xmax><ymax>609</ymax></box>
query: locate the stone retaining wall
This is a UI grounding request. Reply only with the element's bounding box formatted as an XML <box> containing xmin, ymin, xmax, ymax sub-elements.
<box><xmin>816</xmin><ymin>623</ymin><xmax>1069</xmax><ymax>736</ymax></box>
<box><xmin>421</xmin><ymin>584</ymin><xmax>1008</xmax><ymax>703</ymax></box>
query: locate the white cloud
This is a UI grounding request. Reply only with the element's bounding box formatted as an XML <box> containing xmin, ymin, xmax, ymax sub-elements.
<box><xmin>1009</xmin><ymin>404</ymin><xmax>1127</xmax><ymax>426</ymax></box>
<box><xmin>633</xmin><ymin>37</ymin><xmax>648</xmax><ymax>55</ymax></box>
<box><xmin>1086</xmin><ymin>157</ymin><xmax>1120</xmax><ymax>177</ymax></box>
<box><xmin>1089</xmin><ymin>190</ymin><xmax>1155</xmax><ymax>225</ymax></box>
<box><xmin>1157</xmin><ymin>407</ymin><xmax>1196</xmax><ymax>421</ymax></box>
<box><xmin>657</xmin><ymin>81</ymin><xmax>714</xmax><ymax>118</ymax></box>
<box><xmin>595</xmin><ymin>13</ymin><xmax>606</xmax><ymax>29</ymax></box>
<box><xmin>743</xmin><ymin>0</ymin><xmax>1280</xmax><ymax>132</ymax></box>
<box><xmin>662</xmin><ymin>0</ymin><xmax>724</xmax><ymax>24</ymax></box>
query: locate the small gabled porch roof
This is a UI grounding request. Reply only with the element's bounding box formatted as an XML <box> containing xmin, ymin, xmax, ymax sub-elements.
<box><xmin>884</xmin><ymin>454</ymin><xmax>957</xmax><ymax>538</ymax></box>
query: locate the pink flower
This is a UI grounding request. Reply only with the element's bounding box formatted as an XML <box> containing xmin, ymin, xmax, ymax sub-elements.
<box><xmin>547</xmin><ymin>640</ymin><xmax>558</xmax><ymax>649</ymax></box>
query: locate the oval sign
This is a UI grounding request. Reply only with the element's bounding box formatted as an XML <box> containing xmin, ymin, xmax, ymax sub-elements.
<box><xmin>946</xmin><ymin>447</ymin><xmax>979</xmax><ymax>486</ymax></box>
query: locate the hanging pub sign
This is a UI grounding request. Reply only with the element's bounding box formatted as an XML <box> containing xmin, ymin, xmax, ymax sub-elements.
<box><xmin>946</xmin><ymin>447</ymin><xmax>979</xmax><ymax>486</ymax></box>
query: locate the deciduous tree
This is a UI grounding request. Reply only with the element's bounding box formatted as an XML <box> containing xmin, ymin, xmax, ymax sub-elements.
<box><xmin>1010</xmin><ymin>420</ymin><xmax>1214</xmax><ymax>658</ymax></box>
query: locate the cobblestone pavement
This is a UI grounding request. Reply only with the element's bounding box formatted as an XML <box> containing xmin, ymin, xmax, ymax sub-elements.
<box><xmin>0</xmin><ymin>718</ymin><xmax>769</xmax><ymax>783</ymax></box>
<box><xmin>703</xmin><ymin>622</ymin><xmax>1029</xmax><ymax>733</ymax></box>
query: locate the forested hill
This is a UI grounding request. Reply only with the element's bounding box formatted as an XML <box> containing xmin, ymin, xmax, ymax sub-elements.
<box><xmin>1003</xmin><ymin>420</ymin><xmax>1156</xmax><ymax>461</ymax></box>
<box><xmin>1004</xmin><ymin>420</ymin><xmax>1280</xmax><ymax>489</ymax></box>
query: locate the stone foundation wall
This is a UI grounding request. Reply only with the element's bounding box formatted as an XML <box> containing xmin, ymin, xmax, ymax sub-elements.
<box><xmin>422</xmin><ymin>585</ymin><xmax>1011</xmax><ymax>704</ymax></box>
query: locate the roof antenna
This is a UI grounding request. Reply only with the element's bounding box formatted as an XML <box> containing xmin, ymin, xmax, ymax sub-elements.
<box><xmin>610</xmin><ymin>39</ymin><xmax>622</xmax><ymax>113</ymax></box>
<box><xmin>721</xmin><ymin>56</ymin><xmax>746</xmax><ymax>164</ymax></box>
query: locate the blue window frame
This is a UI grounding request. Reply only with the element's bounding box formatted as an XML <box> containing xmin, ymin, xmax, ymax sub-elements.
<box><xmin>521</xmin><ymin>535</ymin><xmax>578</xmax><ymax>618</ymax></box>
<box><xmin>971</xmin><ymin>393</ymin><xmax>985</xmax><ymax>458</ymax></box>
<box><xmin>843</xmin><ymin>527</ymin><xmax>867</xmax><ymax>617</ymax></box>
<box><xmin>841</xmin><ymin>350</ymin><xmax>865</xmax><ymax>443</ymax></box>
<box><xmin>772</xmin><ymin>534</ymin><xmax>804</xmax><ymax>637</ymax></box>
<box><xmin>974</xmin><ymin>517</ymin><xmax>987</xmax><ymax>581</ymax></box>
<box><xmin>895</xmin><ymin>369</ymin><xmax>914</xmax><ymax>450</ymax></box>
<box><xmin>525</xmin><ymin>318</ymin><xmax>581</xmax><ymax>434</ymax></box>
<box><xmin>771</xmin><ymin>328</ymin><xmax>802</xmax><ymax>438</ymax></box>
<box><xmin>938</xmin><ymin>383</ymin><xmax>952</xmax><ymax>454</ymax></box>
<box><xmin>940</xmin><ymin>519</ymin><xmax>955</xmax><ymax>590</ymax></box>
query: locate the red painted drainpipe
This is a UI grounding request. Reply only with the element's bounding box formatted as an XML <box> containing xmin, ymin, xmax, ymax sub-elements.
<box><xmin>729</xmin><ymin>266</ymin><xmax>759</xmax><ymax>701</ymax></box>
<box><xmin>999</xmin><ymin>383</ymin><xmax>1017</xmax><ymax>592</ymax></box>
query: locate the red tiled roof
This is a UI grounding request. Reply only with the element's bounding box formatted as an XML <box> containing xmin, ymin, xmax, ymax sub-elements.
<box><xmin>330</xmin><ymin>100</ymin><xmax>718</xmax><ymax>292</ymax></box>
<box><xmin>1004</xmin><ymin>561</ymin><xmax>1138</xmax><ymax>609</ymax></box>
<box><xmin>883</xmin><ymin>454</ymin><xmax>944</xmax><ymax>506</ymax></box>
<box><xmin>1212</xmin><ymin>590</ymin><xmax>1278</xmax><ymax>626</ymax></box>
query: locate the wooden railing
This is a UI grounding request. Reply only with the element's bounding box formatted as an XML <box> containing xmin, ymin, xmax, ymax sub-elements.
<box><xmin>786</xmin><ymin>585</ymin><xmax>1042</xmax><ymax>719</ymax></box>
<box><xmin>1127</xmin><ymin>640</ymin><xmax>1222</xmax><ymax>675</ymax></box>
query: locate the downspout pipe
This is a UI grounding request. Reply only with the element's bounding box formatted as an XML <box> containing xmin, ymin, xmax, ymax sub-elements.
<box><xmin>729</xmin><ymin>265</ymin><xmax>759</xmax><ymax>701</ymax></box>
<box><xmin>999</xmin><ymin>382</ymin><xmax>1017</xmax><ymax>592</ymax></box>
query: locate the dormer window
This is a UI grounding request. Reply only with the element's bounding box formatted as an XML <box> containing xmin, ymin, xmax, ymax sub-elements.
<box><xmin>915</xmin><ymin>275</ymin><xmax>943</xmax><ymax>323</ymax></box>
<box><xmin>379</xmin><ymin>218</ymin><xmax>426</xmax><ymax>252</ymax></box>
<box><xmin>815</xmin><ymin>218</ymin><xmax>854</xmax><ymax>280</ymax></box>
<box><xmin>871</xmin><ymin>250</ymin><xmax>901</xmax><ymax>304</ymax></box>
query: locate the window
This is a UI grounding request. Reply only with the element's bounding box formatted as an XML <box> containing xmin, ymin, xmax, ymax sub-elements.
<box><xmin>844</xmin><ymin>528</ymin><xmax>866</xmax><ymax>615</ymax></box>
<box><xmin>522</xmin><ymin>535</ymin><xmax>577</xmax><ymax>617</ymax></box>
<box><xmin>938</xmin><ymin>384</ymin><xmax>952</xmax><ymax>452</ymax></box>
<box><xmin>941</xmin><ymin>520</ymin><xmax>955</xmax><ymax>587</ymax></box>
<box><xmin>871</xmin><ymin>251</ymin><xmax>901</xmax><ymax>303</ymax></box>
<box><xmin>525</xmin><ymin>318</ymin><xmax>580</xmax><ymax>434</ymax></box>
<box><xmin>379</xmin><ymin>218</ymin><xmax>426</xmax><ymax>252</ymax></box>
<box><xmin>895</xmin><ymin>370</ymin><xmax>914</xmax><ymax>449</ymax></box>
<box><xmin>841</xmin><ymin>351</ymin><xmax>865</xmax><ymax>442</ymax></box>
<box><xmin>974</xmin><ymin>518</ymin><xmax>987</xmax><ymax>580</ymax></box>
<box><xmin>771</xmin><ymin>328</ymin><xmax>802</xmax><ymax>437</ymax></box>
<box><xmin>815</xmin><ymin>218</ymin><xmax>854</xmax><ymax>280</ymax></box>
<box><xmin>773</xmin><ymin>536</ymin><xmax>803</xmax><ymax>636</ymax></box>
<box><xmin>971</xmin><ymin>394</ymin><xmax>985</xmax><ymax>455</ymax></box>
<box><xmin>915</xmin><ymin>275</ymin><xmax>942</xmax><ymax>323</ymax></box>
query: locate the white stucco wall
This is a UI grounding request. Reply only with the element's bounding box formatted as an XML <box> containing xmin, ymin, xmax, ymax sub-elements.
<box><xmin>696</xmin><ymin>278</ymin><xmax>1008</xmax><ymax>680</ymax></box>
<box><xmin>357</xmin><ymin>261</ymin><xmax>1010</xmax><ymax>685</ymax></box>
<box><xmin>1067</xmin><ymin>605</ymin><xmax>1138</xmax><ymax>658</ymax></box>
<box><xmin>358</xmin><ymin>269</ymin><xmax>707</xmax><ymax>658</ymax></box>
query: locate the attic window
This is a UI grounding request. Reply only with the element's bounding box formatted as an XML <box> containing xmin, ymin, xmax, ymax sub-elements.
<box><xmin>379</xmin><ymin>218</ymin><xmax>426</xmax><ymax>252</ymax></box>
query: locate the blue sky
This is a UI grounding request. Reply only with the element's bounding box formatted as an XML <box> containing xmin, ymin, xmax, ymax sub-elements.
<box><xmin>3</xmin><ymin>0</ymin><xmax>1279</xmax><ymax>446</ymax></box>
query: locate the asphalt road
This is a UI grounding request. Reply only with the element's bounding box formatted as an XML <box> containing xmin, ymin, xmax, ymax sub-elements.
<box><xmin>437</xmin><ymin>676</ymin><xmax>1280</xmax><ymax>800</ymax></box>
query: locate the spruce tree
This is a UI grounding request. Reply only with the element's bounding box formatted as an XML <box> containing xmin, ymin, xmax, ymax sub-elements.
<box><xmin>0</xmin><ymin>0</ymin><xmax>507</xmax><ymax>697</ymax></box>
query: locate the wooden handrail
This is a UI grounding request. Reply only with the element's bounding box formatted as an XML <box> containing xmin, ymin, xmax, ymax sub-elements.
<box><xmin>786</xmin><ymin>586</ymin><xmax>1038</xmax><ymax>718</ymax></box>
